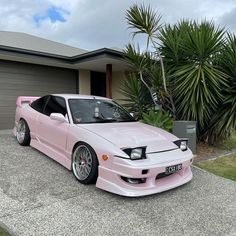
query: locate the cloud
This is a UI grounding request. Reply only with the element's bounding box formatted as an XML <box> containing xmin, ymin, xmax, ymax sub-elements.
<box><xmin>0</xmin><ymin>0</ymin><xmax>236</xmax><ymax>51</ymax></box>
<box><xmin>219</xmin><ymin>7</ymin><xmax>236</xmax><ymax>32</ymax></box>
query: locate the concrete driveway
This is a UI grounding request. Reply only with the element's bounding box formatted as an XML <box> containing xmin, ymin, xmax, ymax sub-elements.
<box><xmin>0</xmin><ymin>131</ymin><xmax>235</xmax><ymax>236</ymax></box>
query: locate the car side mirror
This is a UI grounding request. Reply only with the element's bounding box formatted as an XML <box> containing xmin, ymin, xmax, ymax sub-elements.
<box><xmin>50</xmin><ymin>113</ymin><xmax>67</xmax><ymax>123</ymax></box>
<box><xmin>130</xmin><ymin>112</ymin><xmax>138</xmax><ymax>121</ymax></box>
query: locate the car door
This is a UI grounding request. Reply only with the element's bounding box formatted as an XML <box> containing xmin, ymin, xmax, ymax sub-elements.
<box><xmin>36</xmin><ymin>95</ymin><xmax>69</xmax><ymax>154</ymax></box>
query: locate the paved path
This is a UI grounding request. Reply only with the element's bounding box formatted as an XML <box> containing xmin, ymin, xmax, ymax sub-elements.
<box><xmin>0</xmin><ymin>133</ymin><xmax>235</xmax><ymax>236</ymax></box>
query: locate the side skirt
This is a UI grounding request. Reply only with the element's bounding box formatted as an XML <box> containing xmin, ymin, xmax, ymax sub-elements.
<box><xmin>31</xmin><ymin>139</ymin><xmax>71</xmax><ymax>170</ymax></box>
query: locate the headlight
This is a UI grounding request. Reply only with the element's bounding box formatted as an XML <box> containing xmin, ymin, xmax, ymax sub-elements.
<box><xmin>174</xmin><ymin>139</ymin><xmax>188</xmax><ymax>151</ymax></box>
<box><xmin>131</xmin><ymin>148</ymin><xmax>142</xmax><ymax>160</ymax></box>
<box><xmin>122</xmin><ymin>147</ymin><xmax>146</xmax><ymax>160</ymax></box>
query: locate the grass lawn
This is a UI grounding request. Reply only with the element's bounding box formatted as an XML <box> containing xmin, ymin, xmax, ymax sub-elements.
<box><xmin>218</xmin><ymin>132</ymin><xmax>236</xmax><ymax>150</ymax></box>
<box><xmin>0</xmin><ymin>226</ymin><xmax>11</xmax><ymax>236</ymax></box>
<box><xmin>196</xmin><ymin>155</ymin><xmax>236</xmax><ymax>181</ymax></box>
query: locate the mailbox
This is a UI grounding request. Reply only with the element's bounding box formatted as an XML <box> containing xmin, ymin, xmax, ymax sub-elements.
<box><xmin>172</xmin><ymin>121</ymin><xmax>197</xmax><ymax>154</ymax></box>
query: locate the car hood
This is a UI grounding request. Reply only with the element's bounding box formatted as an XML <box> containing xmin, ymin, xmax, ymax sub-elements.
<box><xmin>78</xmin><ymin>122</ymin><xmax>178</xmax><ymax>153</ymax></box>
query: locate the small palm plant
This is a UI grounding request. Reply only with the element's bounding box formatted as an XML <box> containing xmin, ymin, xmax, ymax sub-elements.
<box><xmin>142</xmin><ymin>109</ymin><xmax>173</xmax><ymax>132</ymax></box>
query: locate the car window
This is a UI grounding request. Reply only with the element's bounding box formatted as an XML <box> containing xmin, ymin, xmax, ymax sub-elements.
<box><xmin>43</xmin><ymin>96</ymin><xmax>67</xmax><ymax>116</ymax></box>
<box><xmin>30</xmin><ymin>96</ymin><xmax>49</xmax><ymax>113</ymax></box>
<box><xmin>69</xmin><ymin>98</ymin><xmax>135</xmax><ymax>124</ymax></box>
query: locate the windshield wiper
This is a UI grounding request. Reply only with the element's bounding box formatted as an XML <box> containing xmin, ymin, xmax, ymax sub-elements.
<box><xmin>94</xmin><ymin>116</ymin><xmax>117</xmax><ymax>123</ymax></box>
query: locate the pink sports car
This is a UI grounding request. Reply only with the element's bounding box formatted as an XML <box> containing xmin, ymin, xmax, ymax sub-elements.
<box><xmin>13</xmin><ymin>94</ymin><xmax>193</xmax><ymax>197</ymax></box>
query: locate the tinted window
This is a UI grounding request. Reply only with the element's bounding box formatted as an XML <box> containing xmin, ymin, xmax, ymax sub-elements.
<box><xmin>31</xmin><ymin>96</ymin><xmax>49</xmax><ymax>113</ymax></box>
<box><xmin>69</xmin><ymin>99</ymin><xmax>135</xmax><ymax>124</ymax></box>
<box><xmin>43</xmin><ymin>96</ymin><xmax>67</xmax><ymax>116</ymax></box>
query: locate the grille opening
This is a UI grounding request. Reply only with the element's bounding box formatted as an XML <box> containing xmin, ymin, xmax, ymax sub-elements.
<box><xmin>142</xmin><ymin>169</ymin><xmax>149</xmax><ymax>175</ymax></box>
<box><xmin>156</xmin><ymin>172</ymin><xmax>174</xmax><ymax>179</ymax></box>
<box><xmin>121</xmin><ymin>177</ymin><xmax>146</xmax><ymax>184</ymax></box>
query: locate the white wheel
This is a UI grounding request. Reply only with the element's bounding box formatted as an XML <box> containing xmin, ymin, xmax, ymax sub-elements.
<box><xmin>16</xmin><ymin>119</ymin><xmax>30</xmax><ymax>146</ymax></box>
<box><xmin>72</xmin><ymin>143</ymin><xmax>98</xmax><ymax>184</ymax></box>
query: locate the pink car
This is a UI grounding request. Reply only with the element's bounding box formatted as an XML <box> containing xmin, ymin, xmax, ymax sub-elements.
<box><xmin>13</xmin><ymin>94</ymin><xmax>193</xmax><ymax>197</ymax></box>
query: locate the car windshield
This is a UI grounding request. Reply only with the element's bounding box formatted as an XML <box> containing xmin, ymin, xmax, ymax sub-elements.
<box><xmin>69</xmin><ymin>98</ymin><xmax>135</xmax><ymax>124</ymax></box>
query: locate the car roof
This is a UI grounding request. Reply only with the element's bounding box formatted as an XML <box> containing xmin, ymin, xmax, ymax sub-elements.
<box><xmin>52</xmin><ymin>94</ymin><xmax>112</xmax><ymax>101</ymax></box>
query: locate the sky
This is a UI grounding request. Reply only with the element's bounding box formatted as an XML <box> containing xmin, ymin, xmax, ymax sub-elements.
<box><xmin>0</xmin><ymin>0</ymin><xmax>236</xmax><ymax>51</ymax></box>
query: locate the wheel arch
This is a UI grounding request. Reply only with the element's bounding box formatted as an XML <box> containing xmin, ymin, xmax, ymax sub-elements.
<box><xmin>71</xmin><ymin>141</ymin><xmax>98</xmax><ymax>160</ymax></box>
<box><xmin>71</xmin><ymin>141</ymin><xmax>99</xmax><ymax>184</ymax></box>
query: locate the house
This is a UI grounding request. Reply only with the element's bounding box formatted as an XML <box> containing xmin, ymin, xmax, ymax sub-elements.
<box><xmin>0</xmin><ymin>31</ymin><xmax>130</xmax><ymax>129</ymax></box>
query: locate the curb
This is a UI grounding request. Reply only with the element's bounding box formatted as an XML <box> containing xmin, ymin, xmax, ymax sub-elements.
<box><xmin>194</xmin><ymin>150</ymin><xmax>236</xmax><ymax>164</ymax></box>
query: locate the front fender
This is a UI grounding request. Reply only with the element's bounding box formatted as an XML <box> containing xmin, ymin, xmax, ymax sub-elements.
<box><xmin>66</xmin><ymin>124</ymin><xmax>129</xmax><ymax>169</ymax></box>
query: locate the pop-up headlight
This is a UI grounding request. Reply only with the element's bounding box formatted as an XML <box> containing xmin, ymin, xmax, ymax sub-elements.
<box><xmin>123</xmin><ymin>147</ymin><xmax>146</xmax><ymax>160</ymax></box>
<box><xmin>174</xmin><ymin>139</ymin><xmax>188</xmax><ymax>151</ymax></box>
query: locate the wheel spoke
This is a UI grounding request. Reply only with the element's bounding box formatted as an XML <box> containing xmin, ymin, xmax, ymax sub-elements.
<box><xmin>84</xmin><ymin>166</ymin><xmax>89</xmax><ymax>175</ymax></box>
<box><xmin>17</xmin><ymin>120</ymin><xmax>27</xmax><ymax>143</ymax></box>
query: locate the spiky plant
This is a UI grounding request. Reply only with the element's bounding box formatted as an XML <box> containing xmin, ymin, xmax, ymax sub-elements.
<box><xmin>208</xmin><ymin>33</ymin><xmax>236</xmax><ymax>143</ymax></box>
<box><xmin>159</xmin><ymin>21</ymin><xmax>228</xmax><ymax>140</ymax></box>
<box><xmin>120</xmin><ymin>72</ymin><xmax>153</xmax><ymax>119</ymax></box>
<box><xmin>126</xmin><ymin>3</ymin><xmax>176</xmax><ymax>116</ymax></box>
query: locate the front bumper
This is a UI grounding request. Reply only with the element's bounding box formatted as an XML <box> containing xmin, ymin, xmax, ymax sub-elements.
<box><xmin>96</xmin><ymin>149</ymin><xmax>193</xmax><ymax>197</ymax></box>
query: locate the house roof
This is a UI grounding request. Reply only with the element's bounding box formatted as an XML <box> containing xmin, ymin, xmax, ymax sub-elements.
<box><xmin>0</xmin><ymin>31</ymin><xmax>129</xmax><ymax>72</ymax></box>
<box><xmin>0</xmin><ymin>31</ymin><xmax>87</xmax><ymax>57</ymax></box>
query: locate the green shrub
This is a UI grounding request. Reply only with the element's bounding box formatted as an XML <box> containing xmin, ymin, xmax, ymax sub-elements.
<box><xmin>141</xmin><ymin>109</ymin><xmax>173</xmax><ymax>132</ymax></box>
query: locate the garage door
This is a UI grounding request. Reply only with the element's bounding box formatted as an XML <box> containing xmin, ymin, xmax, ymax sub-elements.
<box><xmin>0</xmin><ymin>60</ymin><xmax>77</xmax><ymax>129</ymax></box>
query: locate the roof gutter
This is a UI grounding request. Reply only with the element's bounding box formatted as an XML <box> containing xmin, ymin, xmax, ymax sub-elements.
<box><xmin>0</xmin><ymin>45</ymin><xmax>125</xmax><ymax>64</ymax></box>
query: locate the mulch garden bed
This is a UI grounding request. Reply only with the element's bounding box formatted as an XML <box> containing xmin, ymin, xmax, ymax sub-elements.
<box><xmin>194</xmin><ymin>142</ymin><xmax>236</xmax><ymax>163</ymax></box>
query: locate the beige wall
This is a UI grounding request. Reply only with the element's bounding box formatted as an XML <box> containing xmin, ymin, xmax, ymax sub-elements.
<box><xmin>79</xmin><ymin>70</ymin><xmax>90</xmax><ymax>95</ymax></box>
<box><xmin>112</xmin><ymin>71</ymin><xmax>126</xmax><ymax>102</ymax></box>
<box><xmin>79</xmin><ymin>69</ymin><xmax>126</xmax><ymax>101</ymax></box>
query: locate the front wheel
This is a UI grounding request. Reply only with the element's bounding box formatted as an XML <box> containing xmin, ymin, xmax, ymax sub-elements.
<box><xmin>72</xmin><ymin>142</ymin><xmax>98</xmax><ymax>184</ymax></box>
<box><xmin>16</xmin><ymin>119</ymin><xmax>31</xmax><ymax>146</ymax></box>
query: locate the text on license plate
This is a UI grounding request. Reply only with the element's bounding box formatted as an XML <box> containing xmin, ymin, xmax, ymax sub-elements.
<box><xmin>165</xmin><ymin>164</ymin><xmax>182</xmax><ymax>174</ymax></box>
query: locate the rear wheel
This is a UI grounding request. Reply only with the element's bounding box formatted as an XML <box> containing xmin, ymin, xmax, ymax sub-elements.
<box><xmin>72</xmin><ymin>142</ymin><xmax>98</xmax><ymax>184</ymax></box>
<box><xmin>16</xmin><ymin>119</ymin><xmax>30</xmax><ymax>146</ymax></box>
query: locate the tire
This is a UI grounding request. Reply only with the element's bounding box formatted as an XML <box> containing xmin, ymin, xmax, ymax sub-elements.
<box><xmin>16</xmin><ymin>119</ymin><xmax>31</xmax><ymax>146</ymax></box>
<box><xmin>72</xmin><ymin>142</ymin><xmax>98</xmax><ymax>184</ymax></box>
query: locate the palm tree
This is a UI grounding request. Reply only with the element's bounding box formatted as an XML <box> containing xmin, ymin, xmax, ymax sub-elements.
<box><xmin>208</xmin><ymin>33</ymin><xmax>236</xmax><ymax>143</ymax></box>
<box><xmin>125</xmin><ymin>3</ymin><xmax>176</xmax><ymax>116</ymax></box>
<box><xmin>123</xmin><ymin>3</ymin><xmax>234</xmax><ymax>143</ymax></box>
<box><xmin>120</xmin><ymin>71</ymin><xmax>153</xmax><ymax>119</ymax></box>
<box><xmin>159</xmin><ymin>21</ymin><xmax>228</xmax><ymax>141</ymax></box>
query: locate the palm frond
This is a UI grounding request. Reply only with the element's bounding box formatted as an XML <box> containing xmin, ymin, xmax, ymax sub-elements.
<box><xmin>126</xmin><ymin>3</ymin><xmax>162</xmax><ymax>39</ymax></box>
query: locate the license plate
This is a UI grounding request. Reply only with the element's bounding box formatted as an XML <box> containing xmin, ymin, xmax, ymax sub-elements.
<box><xmin>165</xmin><ymin>164</ymin><xmax>182</xmax><ymax>174</ymax></box>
